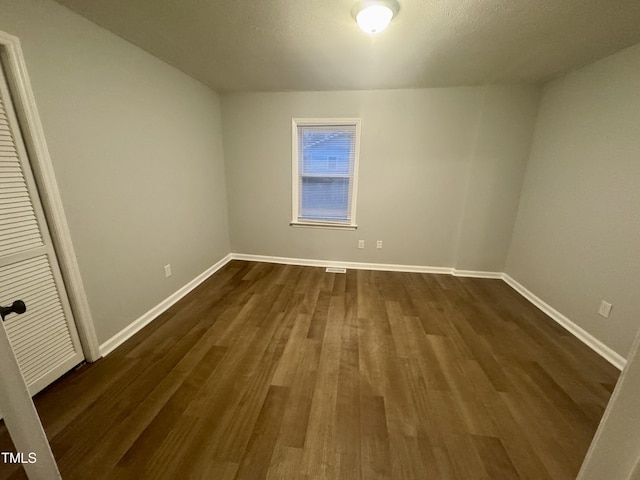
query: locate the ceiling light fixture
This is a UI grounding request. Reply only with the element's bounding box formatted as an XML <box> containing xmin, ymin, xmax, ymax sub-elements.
<box><xmin>352</xmin><ymin>0</ymin><xmax>400</xmax><ymax>35</ymax></box>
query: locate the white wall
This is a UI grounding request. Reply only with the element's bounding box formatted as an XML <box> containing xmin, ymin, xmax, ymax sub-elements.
<box><xmin>0</xmin><ymin>0</ymin><xmax>230</xmax><ymax>344</ymax></box>
<box><xmin>506</xmin><ymin>42</ymin><xmax>640</xmax><ymax>358</ymax></box>
<box><xmin>222</xmin><ymin>86</ymin><xmax>539</xmax><ymax>272</ymax></box>
<box><xmin>578</xmin><ymin>329</ymin><xmax>640</xmax><ymax>480</ymax></box>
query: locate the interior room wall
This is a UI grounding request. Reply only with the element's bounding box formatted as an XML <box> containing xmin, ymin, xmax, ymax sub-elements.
<box><xmin>7</xmin><ymin>0</ymin><xmax>634</xmax><ymax>370</ymax></box>
<box><xmin>577</xmin><ymin>328</ymin><xmax>640</xmax><ymax>480</ymax></box>
<box><xmin>0</xmin><ymin>0</ymin><xmax>230</xmax><ymax>345</ymax></box>
<box><xmin>455</xmin><ymin>86</ymin><xmax>540</xmax><ymax>271</ymax></box>
<box><xmin>221</xmin><ymin>86</ymin><xmax>539</xmax><ymax>272</ymax></box>
<box><xmin>506</xmin><ymin>42</ymin><xmax>640</xmax><ymax>358</ymax></box>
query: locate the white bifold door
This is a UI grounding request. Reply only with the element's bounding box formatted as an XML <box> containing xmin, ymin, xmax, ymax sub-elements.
<box><xmin>0</xmin><ymin>62</ymin><xmax>84</xmax><ymax>396</ymax></box>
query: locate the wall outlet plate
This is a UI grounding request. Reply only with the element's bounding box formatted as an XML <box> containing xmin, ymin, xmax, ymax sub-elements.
<box><xmin>598</xmin><ymin>300</ymin><xmax>613</xmax><ymax>318</ymax></box>
<box><xmin>164</xmin><ymin>264</ymin><xmax>172</xmax><ymax>278</ymax></box>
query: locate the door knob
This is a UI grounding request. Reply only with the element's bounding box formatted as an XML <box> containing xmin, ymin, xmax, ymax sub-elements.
<box><xmin>0</xmin><ymin>300</ymin><xmax>27</xmax><ymax>321</ymax></box>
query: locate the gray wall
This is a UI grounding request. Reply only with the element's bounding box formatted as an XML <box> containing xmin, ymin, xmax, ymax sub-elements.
<box><xmin>222</xmin><ymin>86</ymin><xmax>539</xmax><ymax>271</ymax></box>
<box><xmin>0</xmin><ymin>0</ymin><xmax>230</xmax><ymax>344</ymax></box>
<box><xmin>506</xmin><ymin>42</ymin><xmax>640</xmax><ymax>358</ymax></box>
<box><xmin>578</xmin><ymin>328</ymin><xmax>640</xmax><ymax>480</ymax></box>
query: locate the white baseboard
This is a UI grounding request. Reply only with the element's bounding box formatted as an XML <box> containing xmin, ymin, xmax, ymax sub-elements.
<box><xmin>98</xmin><ymin>253</ymin><xmax>499</xmax><ymax>357</ymax></box>
<box><xmin>502</xmin><ymin>274</ymin><xmax>626</xmax><ymax>370</ymax></box>
<box><xmin>235</xmin><ymin>254</ymin><xmax>625</xmax><ymax>369</ymax></box>
<box><xmin>452</xmin><ymin>269</ymin><xmax>503</xmax><ymax>279</ymax></box>
<box><xmin>98</xmin><ymin>251</ymin><xmax>626</xmax><ymax>371</ymax></box>
<box><xmin>230</xmin><ymin>253</ymin><xmax>454</xmax><ymax>275</ymax></box>
<box><xmin>99</xmin><ymin>254</ymin><xmax>233</xmax><ymax>357</ymax></box>
<box><xmin>232</xmin><ymin>254</ymin><xmax>504</xmax><ymax>279</ymax></box>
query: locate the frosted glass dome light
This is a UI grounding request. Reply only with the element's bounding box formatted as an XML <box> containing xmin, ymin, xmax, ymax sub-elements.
<box><xmin>353</xmin><ymin>1</ymin><xmax>399</xmax><ymax>34</ymax></box>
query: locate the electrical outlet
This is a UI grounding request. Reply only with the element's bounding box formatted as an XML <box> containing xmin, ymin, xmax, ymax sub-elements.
<box><xmin>598</xmin><ymin>300</ymin><xmax>612</xmax><ymax>318</ymax></box>
<box><xmin>376</xmin><ymin>240</ymin><xmax>383</xmax><ymax>249</ymax></box>
<box><xmin>164</xmin><ymin>264</ymin><xmax>172</xmax><ymax>278</ymax></box>
<box><xmin>358</xmin><ymin>240</ymin><xmax>365</xmax><ymax>249</ymax></box>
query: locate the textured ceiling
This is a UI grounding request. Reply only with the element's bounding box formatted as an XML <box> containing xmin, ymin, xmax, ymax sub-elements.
<box><xmin>55</xmin><ymin>0</ymin><xmax>640</xmax><ymax>92</ymax></box>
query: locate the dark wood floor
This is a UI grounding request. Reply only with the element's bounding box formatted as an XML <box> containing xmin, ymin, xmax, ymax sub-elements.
<box><xmin>0</xmin><ymin>261</ymin><xmax>619</xmax><ymax>479</ymax></box>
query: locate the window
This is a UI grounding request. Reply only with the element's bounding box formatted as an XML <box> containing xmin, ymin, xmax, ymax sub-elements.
<box><xmin>291</xmin><ymin>118</ymin><xmax>361</xmax><ymax>229</ymax></box>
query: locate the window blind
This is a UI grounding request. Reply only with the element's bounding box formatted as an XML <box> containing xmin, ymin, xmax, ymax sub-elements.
<box><xmin>296</xmin><ymin>124</ymin><xmax>357</xmax><ymax>223</ymax></box>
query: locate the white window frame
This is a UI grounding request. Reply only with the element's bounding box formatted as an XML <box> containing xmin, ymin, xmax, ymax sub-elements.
<box><xmin>291</xmin><ymin>118</ymin><xmax>361</xmax><ymax>230</ymax></box>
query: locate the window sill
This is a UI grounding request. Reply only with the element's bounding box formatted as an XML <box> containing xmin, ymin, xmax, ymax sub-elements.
<box><xmin>290</xmin><ymin>221</ymin><xmax>357</xmax><ymax>231</ymax></box>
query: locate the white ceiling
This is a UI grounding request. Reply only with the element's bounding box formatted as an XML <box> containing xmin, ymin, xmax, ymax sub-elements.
<box><xmin>55</xmin><ymin>0</ymin><xmax>640</xmax><ymax>92</ymax></box>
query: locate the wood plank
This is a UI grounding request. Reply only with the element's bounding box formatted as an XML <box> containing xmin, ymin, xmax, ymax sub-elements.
<box><xmin>472</xmin><ymin>434</ymin><xmax>520</xmax><ymax>480</ymax></box>
<box><xmin>235</xmin><ymin>385</ymin><xmax>289</xmax><ymax>479</ymax></box>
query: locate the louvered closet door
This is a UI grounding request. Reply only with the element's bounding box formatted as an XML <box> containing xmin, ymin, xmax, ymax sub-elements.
<box><xmin>0</xmin><ymin>64</ymin><xmax>84</xmax><ymax>395</ymax></box>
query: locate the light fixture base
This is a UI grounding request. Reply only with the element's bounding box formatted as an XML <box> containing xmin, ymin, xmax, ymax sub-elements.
<box><xmin>352</xmin><ymin>0</ymin><xmax>400</xmax><ymax>34</ymax></box>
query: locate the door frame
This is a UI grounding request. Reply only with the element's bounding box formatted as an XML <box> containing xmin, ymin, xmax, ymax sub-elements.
<box><xmin>0</xmin><ymin>31</ymin><xmax>100</xmax><ymax>362</ymax></box>
<box><xmin>0</xmin><ymin>320</ymin><xmax>62</xmax><ymax>479</ymax></box>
